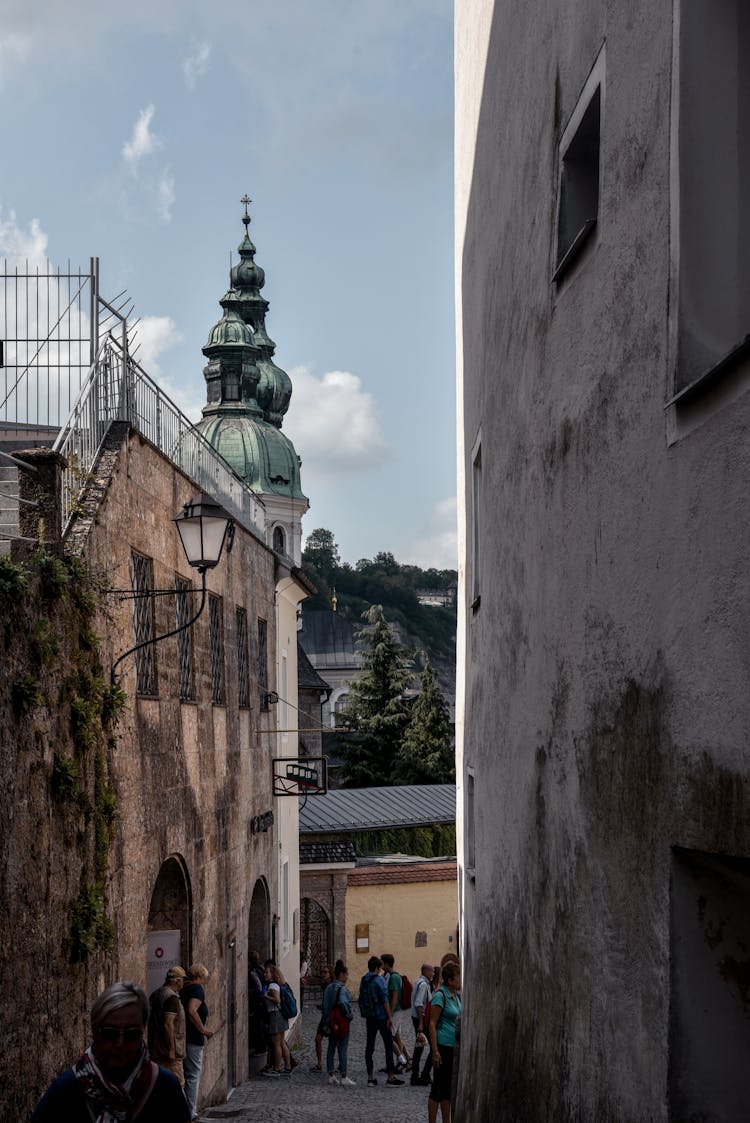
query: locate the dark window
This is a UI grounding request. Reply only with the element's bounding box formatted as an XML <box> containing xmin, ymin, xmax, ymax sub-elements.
<box><xmin>208</xmin><ymin>594</ymin><xmax>225</xmax><ymax>704</ymax></box>
<box><xmin>258</xmin><ymin>617</ymin><xmax>268</xmax><ymax>711</ymax></box>
<box><xmin>669</xmin><ymin>847</ymin><xmax>750</xmax><ymax>1119</ymax></box>
<box><xmin>554</xmin><ymin>85</ymin><xmax>601</xmax><ymax>281</ymax></box>
<box><xmin>273</xmin><ymin>525</ymin><xmax>286</xmax><ymax>554</ymax></box>
<box><xmin>675</xmin><ymin>1</ymin><xmax>750</xmax><ymax>393</ymax></box>
<box><xmin>236</xmin><ymin>607</ymin><xmax>250</xmax><ymax>709</ymax></box>
<box><xmin>471</xmin><ymin>441</ymin><xmax>482</xmax><ymax>610</ymax></box>
<box><xmin>223</xmin><ymin>370</ymin><xmax>240</xmax><ymax>400</ymax></box>
<box><xmin>174</xmin><ymin>575</ymin><xmax>195</xmax><ymax>701</ymax></box>
<box><xmin>129</xmin><ymin>551</ymin><xmax>157</xmax><ymax>696</ymax></box>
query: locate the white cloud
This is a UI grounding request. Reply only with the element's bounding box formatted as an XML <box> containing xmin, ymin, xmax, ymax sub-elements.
<box><xmin>0</xmin><ymin>208</ymin><xmax>48</xmax><ymax>267</ymax></box>
<box><xmin>156</xmin><ymin>170</ymin><xmax>175</xmax><ymax>222</ymax></box>
<box><xmin>122</xmin><ymin>104</ymin><xmax>160</xmax><ymax>171</ymax></box>
<box><xmin>130</xmin><ymin>315</ymin><xmax>182</xmax><ymax>377</ymax></box>
<box><xmin>182</xmin><ymin>41</ymin><xmax>211</xmax><ymax>90</ymax></box>
<box><xmin>0</xmin><ymin>31</ymin><xmax>31</xmax><ymax>87</ymax></box>
<box><xmin>402</xmin><ymin>496</ymin><xmax>457</xmax><ymax>569</ymax></box>
<box><xmin>284</xmin><ymin>366</ymin><xmax>387</xmax><ymax>472</ymax></box>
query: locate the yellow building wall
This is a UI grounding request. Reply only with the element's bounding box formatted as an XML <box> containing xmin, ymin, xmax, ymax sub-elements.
<box><xmin>345</xmin><ymin>877</ymin><xmax>458</xmax><ymax>991</ymax></box>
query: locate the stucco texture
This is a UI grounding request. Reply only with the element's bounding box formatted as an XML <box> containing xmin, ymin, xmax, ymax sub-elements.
<box><xmin>456</xmin><ymin>1</ymin><xmax>750</xmax><ymax>1120</ymax></box>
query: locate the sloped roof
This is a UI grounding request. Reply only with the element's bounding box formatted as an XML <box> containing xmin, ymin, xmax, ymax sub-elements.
<box><xmin>298</xmin><ymin>609</ymin><xmax>359</xmax><ymax>663</ymax></box>
<box><xmin>300</xmin><ymin>840</ymin><xmax>356</xmax><ymax>865</ymax></box>
<box><xmin>297</xmin><ymin>641</ymin><xmax>331</xmax><ymax>694</ymax></box>
<box><xmin>298</xmin><ymin>784</ymin><xmax>456</xmax><ymax>834</ymax></box>
<box><xmin>347</xmin><ymin>859</ymin><xmax>457</xmax><ymax>886</ymax></box>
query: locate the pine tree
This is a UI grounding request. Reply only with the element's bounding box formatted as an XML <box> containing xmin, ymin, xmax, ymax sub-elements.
<box><xmin>338</xmin><ymin>605</ymin><xmax>412</xmax><ymax>787</ymax></box>
<box><xmin>395</xmin><ymin>658</ymin><xmax>455</xmax><ymax>784</ymax></box>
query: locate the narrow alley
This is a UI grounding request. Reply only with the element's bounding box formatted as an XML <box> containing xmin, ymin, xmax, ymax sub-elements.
<box><xmin>202</xmin><ymin>998</ymin><xmax>434</xmax><ymax>1123</ymax></box>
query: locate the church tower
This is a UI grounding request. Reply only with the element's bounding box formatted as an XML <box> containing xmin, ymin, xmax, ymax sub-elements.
<box><xmin>193</xmin><ymin>197</ymin><xmax>309</xmax><ymax>563</ymax></box>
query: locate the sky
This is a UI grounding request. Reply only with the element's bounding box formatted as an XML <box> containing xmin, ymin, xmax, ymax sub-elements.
<box><xmin>0</xmin><ymin>0</ymin><xmax>456</xmax><ymax>569</ymax></box>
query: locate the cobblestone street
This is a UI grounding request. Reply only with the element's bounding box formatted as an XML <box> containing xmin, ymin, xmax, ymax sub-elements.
<box><xmin>199</xmin><ymin>998</ymin><xmax>433</xmax><ymax>1123</ymax></box>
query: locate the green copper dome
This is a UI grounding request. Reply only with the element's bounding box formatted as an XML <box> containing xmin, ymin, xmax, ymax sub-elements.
<box><xmin>190</xmin><ymin>197</ymin><xmax>307</xmax><ymax>504</ymax></box>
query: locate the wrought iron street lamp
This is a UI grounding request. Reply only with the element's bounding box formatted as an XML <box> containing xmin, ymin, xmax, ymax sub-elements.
<box><xmin>111</xmin><ymin>493</ymin><xmax>234</xmax><ymax>684</ymax></box>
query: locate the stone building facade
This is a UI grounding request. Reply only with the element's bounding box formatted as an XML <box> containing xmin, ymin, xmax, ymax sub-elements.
<box><xmin>456</xmin><ymin>2</ymin><xmax>750</xmax><ymax>1120</ymax></box>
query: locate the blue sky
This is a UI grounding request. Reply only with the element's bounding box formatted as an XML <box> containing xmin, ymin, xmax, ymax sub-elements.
<box><xmin>0</xmin><ymin>1</ymin><xmax>455</xmax><ymax>568</ymax></box>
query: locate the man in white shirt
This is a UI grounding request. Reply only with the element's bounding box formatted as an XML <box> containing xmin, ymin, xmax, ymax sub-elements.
<box><xmin>410</xmin><ymin>963</ymin><xmax>434</xmax><ymax>1086</ymax></box>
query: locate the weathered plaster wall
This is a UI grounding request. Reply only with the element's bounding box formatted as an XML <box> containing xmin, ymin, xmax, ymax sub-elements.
<box><xmin>456</xmin><ymin>1</ymin><xmax>750</xmax><ymax>1119</ymax></box>
<box><xmin>76</xmin><ymin>428</ymin><xmax>280</xmax><ymax>1108</ymax></box>
<box><xmin>344</xmin><ymin>867</ymin><xmax>458</xmax><ymax>987</ymax></box>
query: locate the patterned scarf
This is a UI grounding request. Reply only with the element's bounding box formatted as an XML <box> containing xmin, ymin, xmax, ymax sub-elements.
<box><xmin>72</xmin><ymin>1044</ymin><xmax>154</xmax><ymax>1122</ymax></box>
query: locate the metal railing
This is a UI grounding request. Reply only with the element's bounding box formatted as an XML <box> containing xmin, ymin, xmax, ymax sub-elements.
<box><xmin>53</xmin><ymin>331</ymin><xmax>266</xmax><ymax>539</ymax></box>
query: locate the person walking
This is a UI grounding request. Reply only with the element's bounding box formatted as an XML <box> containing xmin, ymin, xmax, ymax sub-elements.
<box><xmin>148</xmin><ymin>966</ymin><xmax>187</xmax><ymax>1087</ymax></box>
<box><xmin>410</xmin><ymin>961</ymin><xmax>434</xmax><ymax>1086</ymax></box>
<box><xmin>262</xmin><ymin>964</ymin><xmax>293</xmax><ymax>1077</ymax></box>
<box><xmin>181</xmin><ymin>963</ymin><xmax>213</xmax><ymax>1120</ymax></box>
<box><xmin>31</xmin><ymin>981</ymin><xmax>189</xmax><ymax>1121</ymax></box>
<box><xmin>310</xmin><ymin>963</ymin><xmax>334</xmax><ymax>1072</ymax></box>
<box><xmin>359</xmin><ymin>956</ymin><xmax>404</xmax><ymax>1088</ymax></box>
<box><xmin>381</xmin><ymin>952</ymin><xmax>412</xmax><ymax>1072</ymax></box>
<box><xmin>428</xmin><ymin>961</ymin><xmax>462</xmax><ymax>1123</ymax></box>
<box><xmin>322</xmin><ymin>962</ymin><xmax>355</xmax><ymax>1086</ymax></box>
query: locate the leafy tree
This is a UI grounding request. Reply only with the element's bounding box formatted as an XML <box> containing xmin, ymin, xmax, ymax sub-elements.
<box><xmin>338</xmin><ymin>605</ymin><xmax>412</xmax><ymax>786</ymax></box>
<box><xmin>395</xmin><ymin>659</ymin><xmax>455</xmax><ymax>784</ymax></box>
<box><xmin>303</xmin><ymin>528</ymin><xmax>340</xmax><ymax>581</ymax></box>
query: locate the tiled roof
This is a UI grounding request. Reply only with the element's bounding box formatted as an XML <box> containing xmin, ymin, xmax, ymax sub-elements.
<box><xmin>300</xmin><ymin>840</ymin><xmax>356</xmax><ymax>865</ymax></box>
<box><xmin>298</xmin><ymin>784</ymin><xmax>456</xmax><ymax>834</ymax></box>
<box><xmin>347</xmin><ymin>860</ymin><xmax>457</xmax><ymax>886</ymax></box>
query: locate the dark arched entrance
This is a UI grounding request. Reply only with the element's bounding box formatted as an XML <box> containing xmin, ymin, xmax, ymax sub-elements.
<box><xmin>147</xmin><ymin>855</ymin><xmax>191</xmax><ymax>993</ymax></box>
<box><xmin>248</xmin><ymin>878</ymin><xmax>271</xmax><ymax>1061</ymax></box>
<box><xmin>301</xmin><ymin>897</ymin><xmax>331</xmax><ymax>984</ymax></box>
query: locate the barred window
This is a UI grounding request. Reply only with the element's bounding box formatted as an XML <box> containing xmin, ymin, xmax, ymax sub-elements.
<box><xmin>129</xmin><ymin>551</ymin><xmax>157</xmax><ymax>696</ymax></box>
<box><xmin>174</xmin><ymin>575</ymin><xmax>195</xmax><ymax>701</ymax></box>
<box><xmin>258</xmin><ymin>617</ymin><xmax>268</xmax><ymax>711</ymax></box>
<box><xmin>236</xmin><ymin>607</ymin><xmax>250</xmax><ymax>709</ymax></box>
<box><xmin>208</xmin><ymin>594</ymin><xmax>225</xmax><ymax>704</ymax></box>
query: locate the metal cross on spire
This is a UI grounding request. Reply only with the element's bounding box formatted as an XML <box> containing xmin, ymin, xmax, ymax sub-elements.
<box><xmin>240</xmin><ymin>194</ymin><xmax>252</xmax><ymax>230</ymax></box>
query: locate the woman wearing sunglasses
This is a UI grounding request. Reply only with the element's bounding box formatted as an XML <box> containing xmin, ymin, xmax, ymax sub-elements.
<box><xmin>31</xmin><ymin>981</ymin><xmax>190</xmax><ymax>1121</ymax></box>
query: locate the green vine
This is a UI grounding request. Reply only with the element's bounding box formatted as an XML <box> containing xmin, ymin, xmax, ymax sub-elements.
<box><xmin>317</xmin><ymin>823</ymin><xmax>456</xmax><ymax>858</ymax></box>
<box><xmin>0</xmin><ymin>555</ymin><xmax>28</xmax><ymax>600</ymax></box>
<box><xmin>12</xmin><ymin>674</ymin><xmax>43</xmax><ymax>716</ymax></box>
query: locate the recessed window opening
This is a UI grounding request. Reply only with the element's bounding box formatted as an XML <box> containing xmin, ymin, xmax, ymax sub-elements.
<box><xmin>174</xmin><ymin>575</ymin><xmax>195</xmax><ymax>701</ymax></box>
<box><xmin>674</xmin><ymin>0</ymin><xmax>750</xmax><ymax>394</ymax></box>
<box><xmin>555</xmin><ymin>85</ymin><xmax>601</xmax><ymax>279</ymax></box>
<box><xmin>471</xmin><ymin>436</ymin><xmax>482</xmax><ymax>610</ymax></box>
<box><xmin>130</xmin><ymin>551</ymin><xmax>157</xmax><ymax>696</ymax></box>
<box><xmin>223</xmin><ymin>371</ymin><xmax>240</xmax><ymax>401</ymax></box>
<box><xmin>236</xmin><ymin>607</ymin><xmax>249</xmax><ymax>709</ymax></box>
<box><xmin>258</xmin><ymin>617</ymin><xmax>269</xmax><ymax>711</ymax></box>
<box><xmin>273</xmin><ymin>525</ymin><xmax>286</xmax><ymax>554</ymax></box>
<box><xmin>208</xmin><ymin>594</ymin><xmax>225</xmax><ymax>704</ymax></box>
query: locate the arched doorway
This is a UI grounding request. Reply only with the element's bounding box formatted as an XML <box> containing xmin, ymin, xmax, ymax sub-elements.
<box><xmin>301</xmin><ymin>898</ymin><xmax>331</xmax><ymax>984</ymax></box>
<box><xmin>147</xmin><ymin>855</ymin><xmax>191</xmax><ymax>994</ymax></box>
<box><xmin>248</xmin><ymin>879</ymin><xmax>271</xmax><ymax>1061</ymax></box>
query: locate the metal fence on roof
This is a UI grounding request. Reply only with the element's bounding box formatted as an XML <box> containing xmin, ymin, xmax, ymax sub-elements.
<box><xmin>0</xmin><ymin>256</ymin><xmax>267</xmax><ymax>543</ymax></box>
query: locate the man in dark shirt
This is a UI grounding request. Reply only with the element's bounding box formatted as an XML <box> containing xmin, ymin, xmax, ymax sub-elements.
<box><xmin>148</xmin><ymin>967</ymin><xmax>187</xmax><ymax>1086</ymax></box>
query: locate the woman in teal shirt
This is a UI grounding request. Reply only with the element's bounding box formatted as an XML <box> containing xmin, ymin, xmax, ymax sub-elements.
<box><xmin>428</xmin><ymin>961</ymin><xmax>461</xmax><ymax>1122</ymax></box>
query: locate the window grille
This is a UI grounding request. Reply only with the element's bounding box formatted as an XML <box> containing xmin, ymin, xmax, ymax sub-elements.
<box><xmin>174</xmin><ymin>575</ymin><xmax>195</xmax><ymax>701</ymax></box>
<box><xmin>258</xmin><ymin>617</ymin><xmax>268</xmax><ymax>710</ymax></box>
<box><xmin>129</xmin><ymin>551</ymin><xmax>157</xmax><ymax>695</ymax></box>
<box><xmin>236</xmin><ymin>607</ymin><xmax>250</xmax><ymax>708</ymax></box>
<box><xmin>209</xmin><ymin>594</ymin><xmax>225</xmax><ymax>704</ymax></box>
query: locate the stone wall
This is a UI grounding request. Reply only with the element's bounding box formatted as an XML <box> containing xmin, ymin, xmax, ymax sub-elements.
<box><xmin>4</xmin><ymin>424</ymin><xmax>282</xmax><ymax>1116</ymax></box>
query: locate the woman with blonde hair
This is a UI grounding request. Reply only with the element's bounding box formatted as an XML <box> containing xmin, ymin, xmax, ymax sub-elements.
<box><xmin>31</xmin><ymin>981</ymin><xmax>189</xmax><ymax>1121</ymax></box>
<box><xmin>262</xmin><ymin>964</ymin><xmax>293</xmax><ymax>1076</ymax></box>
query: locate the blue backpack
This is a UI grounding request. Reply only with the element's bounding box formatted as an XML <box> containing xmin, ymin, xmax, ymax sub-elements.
<box><xmin>279</xmin><ymin>982</ymin><xmax>298</xmax><ymax>1019</ymax></box>
<box><xmin>358</xmin><ymin>973</ymin><xmax>379</xmax><ymax>1018</ymax></box>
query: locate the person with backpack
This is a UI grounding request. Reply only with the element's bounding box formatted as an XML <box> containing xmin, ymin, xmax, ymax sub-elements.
<box><xmin>262</xmin><ymin>964</ymin><xmax>293</xmax><ymax>1076</ymax></box>
<box><xmin>428</xmin><ymin>961</ymin><xmax>462</xmax><ymax>1122</ymax></box>
<box><xmin>381</xmin><ymin>953</ymin><xmax>413</xmax><ymax>1073</ymax></box>
<box><xmin>322</xmin><ymin>962</ymin><xmax>355</xmax><ymax>1086</ymax></box>
<box><xmin>358</xmin><ymin>956</ymin><xmax>404</xmax><ymax>1088</ymax></box>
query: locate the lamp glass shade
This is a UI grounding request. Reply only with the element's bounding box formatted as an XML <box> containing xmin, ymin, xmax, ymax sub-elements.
<box><xmin>173</xmin><ymin>495</ymin><xmax>232</xmax><ymax>570</ymax></box>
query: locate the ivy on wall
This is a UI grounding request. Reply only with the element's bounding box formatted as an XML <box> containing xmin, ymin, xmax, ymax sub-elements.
<box><xmin>0</xmin><ymin>551</ymin><xmax>124</xmax><ymax>961</ymax></box>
